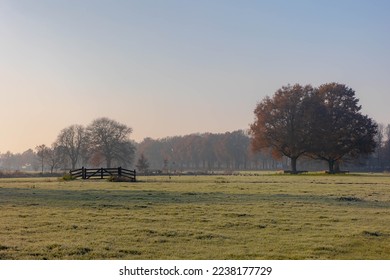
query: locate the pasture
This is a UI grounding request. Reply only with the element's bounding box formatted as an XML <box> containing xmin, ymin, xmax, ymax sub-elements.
<box><xmin>1</xmin><ymin>173</ymin><xmax>390</xmax><ymax>259</ymax></box>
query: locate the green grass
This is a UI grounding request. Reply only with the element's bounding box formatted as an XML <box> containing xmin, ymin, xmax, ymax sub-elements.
<box><xmin>1</xmin><ymin>174</ymin><xmax>390</xmax><ymax>259</ymax></box>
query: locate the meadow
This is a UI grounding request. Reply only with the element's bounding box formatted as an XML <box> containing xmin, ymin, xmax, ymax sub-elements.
<box><xmin>1</xmin><ymin>173</ymin><xmax>390</xmax><ymax>260</ymax></box>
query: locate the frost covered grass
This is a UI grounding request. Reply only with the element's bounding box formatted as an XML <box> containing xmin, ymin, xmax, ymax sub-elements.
<box><xmin>1</xmin><ymin>174</ymin><xmax>390</xmax><ymax>259</ymax></box>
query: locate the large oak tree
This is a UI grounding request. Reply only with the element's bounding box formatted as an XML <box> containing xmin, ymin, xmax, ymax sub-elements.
<box><xmin>308</xmin><ymin>83</ymin><xmax>377</xmax><ymax>172</ymax></box>
<box><xmin>249</xmin><ymin>84</ymin><xmax>316</xmax><ymax>173</ymax></box>
<box><xmin>250</xmin><ymin>83</ymin><xmax>377</xmax><ymax>173</ymax></box>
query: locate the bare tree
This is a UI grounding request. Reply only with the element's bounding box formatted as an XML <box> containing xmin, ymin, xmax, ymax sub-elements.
<box><xmin>35</xmin><ymin>144</ymin><xmax>50</xmax><ymax>173</ymax></box>
<box><xmin>45</xmin><ymin>144</ymin><xmax>63</xmax><ymax>173</ymax></box>
<box><xmin>55</xmin><ymin>125</ymin><xmax>88</xmax><ymax>169</ymax></box>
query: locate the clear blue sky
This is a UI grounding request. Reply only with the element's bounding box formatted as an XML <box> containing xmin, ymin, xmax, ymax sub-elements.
<box><xmin>1</xmin><ymin>0</ymin><xmax>389</xmax><ymax>152</ymax></box>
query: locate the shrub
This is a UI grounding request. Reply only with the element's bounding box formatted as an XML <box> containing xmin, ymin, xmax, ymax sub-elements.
<box><xmin>61</xmin><ymin>173</ymin><xmax>76</xmax><ymax>181</ymax></box>
<box><xmin>107</xmin><ymin>176</ymin><xmax>132</xmax><ymax>182</ymax></box>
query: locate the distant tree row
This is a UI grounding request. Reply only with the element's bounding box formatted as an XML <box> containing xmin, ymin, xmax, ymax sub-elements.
<box><xmin>0</xmin><ymin>117</ymin><xmax>136</xmax><ymax>173</ymax></box>
<box><xmin>0</xmin><ymin>84</ymin><xmax>387</xmax><ymax>174</ymax></box>
<box><xmin>2</xmin><ymin>123</ymin><xmax>390</xmax><ymax>174</ymax></box>
<box><xmin>135</xmin><ymin>131</ymin><xmax>280</xmax><ymax>173</ymax></box>
<box><xmin>134</xmin><ymin>129</ymin><xmax>388</xmax><ymax>173</ymax></box>
<box><xmin>0</xmin><ymin>149</ymin><xmax>39</xmax><ymax>172</ymax></box>
<box><xmin>1</xmin><ymin>130</ymin><xmax>278</xmax><ymax>173</ymax></box>
<box><xmin>250</xmin><ymin>83</ymin><xmax>378</xmax><ymax>173</ymax></box>
<box><xmin>372</xmin><ymin>123</ymin><xmax>390</xmax><ymax>171</ymax></box>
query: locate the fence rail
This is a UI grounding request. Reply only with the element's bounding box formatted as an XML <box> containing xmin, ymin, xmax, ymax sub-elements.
<box><xmin>70</xmin><ymin>167</ymin><xmax>136</xmax><ymax>181</ymax></box>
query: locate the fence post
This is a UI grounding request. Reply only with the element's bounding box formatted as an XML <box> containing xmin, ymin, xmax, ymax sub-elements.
<box><xmin>134</xmin><ymin>169</ymin><xmax>136</xmax><ymax>182</ymax></box>
<box><xmin>82</xmin><ymin>166</ymin><xmax>86</xmax><ymax>179</ymax></box>
<box><xmin>118</xmin><ymin>166</ymin><xmax>122</xmax><ymax>177</ymax></box>
<box><xmin>100</xmin><ymin>168</ymin><xmax>104</xmax><ymax>179</ymax></box>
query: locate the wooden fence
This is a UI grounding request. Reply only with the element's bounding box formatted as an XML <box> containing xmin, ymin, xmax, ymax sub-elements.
<box><xmin>70</xmin><ymin>167</ymin><xmax>136</xmax><ymax>181</ymax></box>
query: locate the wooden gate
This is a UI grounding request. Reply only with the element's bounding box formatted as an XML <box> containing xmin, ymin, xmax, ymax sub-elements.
<box><xmin>70</xmin><ymin>167</ymin><xmax>136</xmax><ymax>181</ymax></box>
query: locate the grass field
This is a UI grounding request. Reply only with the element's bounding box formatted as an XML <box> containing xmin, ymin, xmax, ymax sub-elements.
<box><xmin>1</xmin><ymin>173</ymin><xmax>390</xmax><ymax>260</ymax></box>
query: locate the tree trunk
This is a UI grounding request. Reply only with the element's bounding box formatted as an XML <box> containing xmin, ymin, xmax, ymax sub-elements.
<box><xmin>328</xmin><ymin>160</ymin><xmax>335</xmax><ymax>173</ymax></box>
<box><xmin>291</xmin><ymin>157</ymin><xmax>297</xmax><ymax>173</ymax></box>
<box><xmin>334</xmin><ymin>160</ymin><xmax>340</xmax><ymax>173</ymax></box>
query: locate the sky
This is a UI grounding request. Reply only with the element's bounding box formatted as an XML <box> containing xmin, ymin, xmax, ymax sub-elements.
<box><xmin>1</xmin><ymin>0</ymin><xmax>389</xmax><ymax>153</ymax></box>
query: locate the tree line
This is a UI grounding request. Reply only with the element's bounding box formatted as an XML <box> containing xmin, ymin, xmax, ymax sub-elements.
<box><xmin>135</xmin><ymin>127</ymin><xmax>389</xmax><ymax>174</ymax></box>
<box><xmin>1</xmin><ymin>82</ymin><xmax>388</xmax><ymax>174</ymax></box>
<box><xmin>0</xmin><ymin>117</ymin><xmax>136</xmax><ymax>174</ymax></box>
<box><xmin>135</xmin><ymin>131</ymin><xmax>276</xmax><ymax>173</ymax></box>
<box><xmin>1</xmin><ymin>124</ymin><xmax>390</xmax><ymax>174</ymax></box>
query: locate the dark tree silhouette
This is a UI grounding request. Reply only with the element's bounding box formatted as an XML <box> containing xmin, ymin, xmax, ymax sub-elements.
<box><xmin>249</xmin><ymin>84</ymin><xmax>315</xmax><ymax>173</ymax></box>
<box><xmin>55</xmin><ymin>124</ymin><xmax>88</xmax><ymax>169</ymax></box>
<box><xmin>308</xmin><ymin>83</ymin><xmax>378</xmax><ymax>173</ymax></box>
<box><xmin>87</xmin><ymin>117</ymin><xmax>135</xmax><ymax>168</ymax></box>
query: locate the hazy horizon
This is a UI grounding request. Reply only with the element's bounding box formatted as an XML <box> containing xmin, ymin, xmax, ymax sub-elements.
<box><xmin>1</xmin><ymin>0</ymin><xmax>389</xmax><ymax>153</ymax></box>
